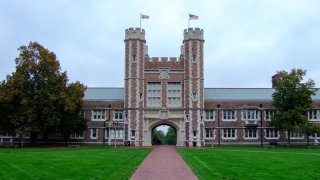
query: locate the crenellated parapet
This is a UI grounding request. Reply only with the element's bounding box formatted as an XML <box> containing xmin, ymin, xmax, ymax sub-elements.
<box><xmin>144</xmin><ymin>57</ymin><xmax>184</xmax><ymax>69</ymax></box>
<box><xmin>183</xmin><ymin>28</ymin><xmax>204</xmax><ymax>41</ymax></box>
<box><xmin>146</xmin><ymin>57</ymin><xmax>181</xmax><ymax>62</ymax></box>
<box><xmin>125</xmin><ymin>27</ymin><xmax>145</xmax><ymax>41</ymax></box>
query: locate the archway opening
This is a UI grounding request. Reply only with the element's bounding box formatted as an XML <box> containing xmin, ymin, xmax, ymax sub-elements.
<box><xmin>152</xmin><ymin>124</ymin><xmax>177</xmax><ymax>145</ymax></box>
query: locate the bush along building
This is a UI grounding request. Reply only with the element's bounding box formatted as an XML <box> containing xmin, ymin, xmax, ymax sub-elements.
<box><xmin>2</xmin><ymin>27</ymin><xmax>319</xmax><ymax>146</ymax></box>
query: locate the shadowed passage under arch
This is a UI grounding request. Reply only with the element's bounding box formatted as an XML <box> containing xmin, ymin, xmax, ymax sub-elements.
<box><xmin>152</xmin><ymin>124</ymin><xmax>177</xmax><ymax>145</ymax></box>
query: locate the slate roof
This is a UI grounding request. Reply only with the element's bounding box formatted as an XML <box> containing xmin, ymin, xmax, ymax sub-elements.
<box><xmin>84</xmin><ymin>87</ymin><xmax>320</xmax><ymax>101</ymax></box>
<box><xmin>84</xmin><ymin>87</ymin><xmax>124</xmax><ymax>100</ymax></box>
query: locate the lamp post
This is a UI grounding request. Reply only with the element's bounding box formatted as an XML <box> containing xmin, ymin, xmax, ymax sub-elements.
<box><xmin>212</xmin><ymin>116</ymin><xmax>214</xmax><ymax>148</ymax></box>
<box><xmin>114</xmin><ymin>120</ymin><xmax>119</xmax><ymax>149</ymax></box>
<box><xmin>103</xmin><ymin>120</ymin><xmax>107</xmax><ymax>146</ymax></box>
<box><xmin>217</xmin><ymin>104</ymin><xmax>221</xmax><ymax>146</ymax></box>
<box><xmin>108</xmin><ymin>105</ymin><xmax>111</xmax><ymax>146</ymax></box>
<box><xmin>259</xmin><ymin>104</ymin><xmax>263</xmax><ymax>146</ymax></box>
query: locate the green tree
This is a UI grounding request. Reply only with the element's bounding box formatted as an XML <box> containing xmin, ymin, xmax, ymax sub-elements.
<box><xmin>152</xmin><ymin>129</ymin><xmax>165</xmax><ymax>145</ymax></box>
<box><xmin>271</xmin><ymin>69</ymin><xmax>317</xmax><ymax>145</ymax></box>
<box><xmin>164</xmin><ymin>127</ymin><xmax>176</xmax><ymax>145</ymax></box>
<box><xmin>0</xmin><ymin>42</ymin><xmax>87</xmax><ymax>145</ymax></box>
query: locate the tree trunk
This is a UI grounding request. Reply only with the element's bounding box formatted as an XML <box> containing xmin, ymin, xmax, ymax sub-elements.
<box><xmin>64</xmin><ymin>135</ymin><xmax>68</xmax><ymax>146</ymax></box>
<box><xmin>30</xmin><ymin>132</ymin><xmax>38</xmax><ymax>145</ymax></box>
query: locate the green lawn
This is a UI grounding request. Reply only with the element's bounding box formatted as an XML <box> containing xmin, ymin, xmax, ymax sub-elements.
<box><xmin>0</xmin><ymin>146</ymin><xmax>151</xmax><ymax>180</ymax></box>
<box><xmin>178</xmin><ymin>146</ymin><xmax>320</xmax><ymax>180</ymax></box>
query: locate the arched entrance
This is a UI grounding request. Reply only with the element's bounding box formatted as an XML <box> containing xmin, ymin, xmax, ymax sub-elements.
<box><xmin>143</xmin><ymin>119</ymin><xmax>184</xmax><ymax>146</ymax></box>
<box><xmin>152</xmin><ymin>124</ymin><xmax>177</xmax><ymax>145</ymax></box>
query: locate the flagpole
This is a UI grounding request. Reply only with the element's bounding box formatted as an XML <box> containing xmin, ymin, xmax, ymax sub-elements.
<box><xmin>140</xmin><ymin>14</ymin><xmax>141</xmax><ymax>29</ymax></box>
<box><xmin>188</xmin><ymin>19</ymin><xmax>190</xmax><ymax>28</ymax></box>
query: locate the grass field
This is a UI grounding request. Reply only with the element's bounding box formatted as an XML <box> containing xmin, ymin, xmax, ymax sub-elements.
<box><xmin>0</xmin><ymin>146</ymin><xmax>151</xmax><ymax>180</ymax></box>
<box><xmin>178</xmin><ymin>146</ymin><xmax>320</xmax><ymax>180</ymax></box>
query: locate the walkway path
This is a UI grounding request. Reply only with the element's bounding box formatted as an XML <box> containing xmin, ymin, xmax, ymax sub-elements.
<box><xmin>131</xmin><ymin>146</ymin><xmax>198</xmax><ymax>180</ymax></box>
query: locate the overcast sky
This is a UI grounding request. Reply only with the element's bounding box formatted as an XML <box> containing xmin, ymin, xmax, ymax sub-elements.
<box><xmin>1</xmin><ymin>0</ymin><xmax>319</xmax><ymax>88</ymax></box>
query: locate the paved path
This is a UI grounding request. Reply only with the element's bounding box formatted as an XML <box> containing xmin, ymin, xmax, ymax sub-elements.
<box><xmin>131</xmin><ymin>146</ymin><xmax>198</xmax><ymax>180</ymax></box>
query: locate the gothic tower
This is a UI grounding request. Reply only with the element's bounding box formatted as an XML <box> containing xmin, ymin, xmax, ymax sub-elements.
<box><xmin>183</xmin><ymin>28</ymin><xmax>204</xmax><ymax>146</ymax></box>
<box><xmin>124</xmin><ymin>28</ymin><xmax>145</xmax><ymax>146</ymax></box>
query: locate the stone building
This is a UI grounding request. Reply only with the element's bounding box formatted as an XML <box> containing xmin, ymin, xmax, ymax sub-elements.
<box><xmin>81</xmin><ymin>27</ymin><xmax>320</xmax><ymax>146</ymax></box>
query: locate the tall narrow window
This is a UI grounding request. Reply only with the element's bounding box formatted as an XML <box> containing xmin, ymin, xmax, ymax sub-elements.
<box><xmin>191</xmin><ymin>93</ymin><xmax>198</xmax><ymax>101</ymax></box>
<box><xmin>265</xmin><ymin>110</ymin><xmax>273</xmax><ymax>121</ymax></box>
<box><xmin>193</xmin><ymin>130</ymin><xmax>197</xmax><ymax>138</ymax></box>
<box><xmin>131</xmin><ymin>55</ymin><xmax>137</xmax><ymax>62</ymax></box>
<box><xmin>91</xmin><ymin>128</ymin><xmax>98</xmax><ymax>139</ymax></box>
<box><xmin>191</xmin><ymin>55</ymin><xmax>197</xmax><ymax>62</ymax></box>
<box><xmin>147</xmin><ymin>83</ymin><xmax>161</xmax><ymax>107</ymax></box>
<box><xmin>131</xmin><ymin>130</ymin><xmax>136</xmax><ymax>137</ymax></box>
<box><xmin>167</xmin><ymin>83</ymin><xmax>182</xmax><ymax>107</ymax></box>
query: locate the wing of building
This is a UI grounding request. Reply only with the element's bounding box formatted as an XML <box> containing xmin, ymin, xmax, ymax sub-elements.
<box><xmin>82</xmin><ymin>86</ymin><xmax>320</xmax><ymax>146</ymax></box>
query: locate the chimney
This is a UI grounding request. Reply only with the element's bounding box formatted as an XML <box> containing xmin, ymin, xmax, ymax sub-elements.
<box><xmin>272</xmin><ymin>74</ymin><xmax>279</xmax><ymax>88</ymax></box>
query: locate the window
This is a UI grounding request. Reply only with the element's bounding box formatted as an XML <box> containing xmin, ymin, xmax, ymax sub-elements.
<box><xmin>110</xmin><ymin>129</ymin><xmax>124</xmax><ymax>139</ymax></box>
<box><xmin>308</xmin><ymin>110</ymin><xmax>319</xmax><ymax>121</ymax></box>
<box><xmin>205</xmin><ymin>128</ymin><xmax>214</xmax><ymax>139</ymax></box>
<box><xmin>310</xmin><ymin>133</ymin><xmax>320</xmax><ymax>140</ymax></box>
<box><xmin>191</xmin><ymin>55</ymin><xmax>197</xmax><ymax>62</ymax></box>
<box><xmin>131</xmin><ymin>55</ymin><xmax>137</xmax><ymax>62</ymax></box>
<box><xmin>167</xmin><ymin>83</ymin><xmax>182</xmax><ymax>107</ymax></box>
<box><xmin>0</xmin><ymin>132</ymin><xmax>17</xmax><ymax>138</ymax></box>
<box><xmin>193</xmin><ymin>130</ymin><xmax>197</xmax><ymax>140</ymax></box>
<box><xmin>223</xmin><ymin>128</ymin><xmax>236</xmax><ymax>139</ymax></box>
<box><xmin>191</xmin><ymin>93</ymin><xmax>198</xmax><ymax>101</ymax></box>
<box><xmin>131</xmin><ymin>130</ymin><xmax>136</xmax><ymax>138</ymax></box>
<box><xmin>80</xmin><ymin>110</ymin><xmax>85</xmax><ymax>118</ymax></box>
<box><xmin>91</xmin><ymin>128</ymin><xmax>98</xmax><ymax>139</ymax></box>
<box><xmin>288</xmin><ymin>132</ymin><xmax>304</xmax><ymax>139</ymax></box>
<box><xmin>114</xmin><ymin>110</ymin><xmax>123</xmax><ymax>121</ymax></box>
<box><xmin>222</xmin><ymin>110</ymin><xmax>236</xmax><ymax>121</ymax></box>
<box><xmin>147</xmin><ymin>83</ymin><xmax>161</xmax><ymax>107</ymax></box>
<box><xmin>105</xmin><ymin>129</ymin><xmax>109</xmax><ymax>139</ymax></box>
<box><xmin>242</xmin><ymin>109</ymin><xmax>259</xmax><ymax>120</ymax></box>
<box><xmin>49</xmin><ymin>133</ymin><xmax>62</xmax><ymax>139</ymax></box>
<box><xmin>92</xmin><ymin>110</ymin><xmax>106</xmax><ymax>121</ymax></box>
<box><xmin>70</xmin><ymin>132</ymin><xmax>84</xmax><ymax>139</ymax></box>
<box><xmin>265</xmin><ymin>129</ymin><xmax>279</xmax><ymax>139</ymax></box>
<box><xmin>265</xmin><ymin>110</ymin><xmax>273</xmax><ymax>121</ymax></box>
<box><xmin>185</xmin><ymin>114</ymin><xmax>190</xmax><ymax>121</ymax></box>
<box><xmin>205</xmin><ymin>110</ymin><xmax>215</xmax><ymax>121</ymax></box>
<box><xmin>244</xmin><ymin>128</ymin><xmax>258</xmax><ymax>139</ymax></box>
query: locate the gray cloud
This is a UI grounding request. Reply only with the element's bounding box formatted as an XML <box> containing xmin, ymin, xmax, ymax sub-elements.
<box><xmin>1</xmin><ymin>0</ymin><xmax>319</xmax><ymax>88</ymax></box>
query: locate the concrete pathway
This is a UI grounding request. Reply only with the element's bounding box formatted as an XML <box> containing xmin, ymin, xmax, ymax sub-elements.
<box><xmin>131</xmin><ymin>146</ymin><xmax>198</xmax><ymax>180</ymax></box>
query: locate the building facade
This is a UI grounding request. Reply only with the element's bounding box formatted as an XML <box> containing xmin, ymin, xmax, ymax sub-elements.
<box><xmin>78</xmin><ymin>27</ymin><xmax>320</xmax><ymax>146</ymax></box>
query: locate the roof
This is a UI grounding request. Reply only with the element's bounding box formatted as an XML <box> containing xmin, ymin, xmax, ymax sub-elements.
<box><xmin>84</xmin><ymin>87</ymin><xmax>320</xmax><ymax>101</ymax></box>
<box><xmin>84</xmin><ymin>87</ymin><xmax>124</xmax><ymax>101</ymax></box>
<box><xmin>204</xmin><ymin>88</ymin><xmax>275</xmax><ymax>101</ymax></box>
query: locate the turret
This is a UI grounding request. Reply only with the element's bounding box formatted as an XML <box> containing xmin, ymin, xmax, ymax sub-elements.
<box><xmin>183</xmin><ymin>27</ymin><xmax>205</xmax><ymax>147</ymax></box>
<box><xmin>124</xmin><ymin>27</ymin><xmax>146</xmax><ymax>146</ymax></box>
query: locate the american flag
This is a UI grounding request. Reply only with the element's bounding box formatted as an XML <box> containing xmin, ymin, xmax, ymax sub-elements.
<box><xmin>140</xmin><ymin>14</ymin><xmax>150</xmax><ymax>19</ymax></box>
<box><xmin>189</xmin><ymin>14</ymin><xmax>199</xmax><ymax>20</ymax></box>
